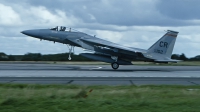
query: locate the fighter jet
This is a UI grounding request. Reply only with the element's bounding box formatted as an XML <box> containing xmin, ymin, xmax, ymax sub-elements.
<box><xmin>21</xmin><ymin>26</ymin><xmax>179</xmax><ymax>69</ymax></box>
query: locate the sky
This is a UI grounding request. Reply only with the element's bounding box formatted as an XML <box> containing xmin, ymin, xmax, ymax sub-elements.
<box><xmin>0</xmin><ymin>0</ymin><xmax>200</xmax><ymax>57</ymax></box>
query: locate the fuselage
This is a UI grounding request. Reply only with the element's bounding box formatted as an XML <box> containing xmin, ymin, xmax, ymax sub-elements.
<box><xmin>21</xmin><ymin>26</ymin><xmax>179</xmax><ymax>69</ymax></box>
<box><xmin>21</xmin><ymin>28</ymin><xmax>143</xmax><ymax>61</ymax></box>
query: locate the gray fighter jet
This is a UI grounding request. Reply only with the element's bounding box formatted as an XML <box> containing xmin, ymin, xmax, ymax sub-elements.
<box><xmin>21</xmin><ymin>26</ymin><xmax>179</xmax><ymax>69</ymax></box>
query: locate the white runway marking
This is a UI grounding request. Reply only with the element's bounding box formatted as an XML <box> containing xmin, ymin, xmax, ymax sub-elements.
<box><xmin>90</xmin><ymin>66</ymin><xmax>102</xmax><ymax>70</ymax></box>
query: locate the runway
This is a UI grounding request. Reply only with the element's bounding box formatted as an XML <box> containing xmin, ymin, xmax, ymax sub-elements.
<box><xmin>0</xmin><ymin>63</ymin><xmax>200</xmax><ymax>85</ymax></box>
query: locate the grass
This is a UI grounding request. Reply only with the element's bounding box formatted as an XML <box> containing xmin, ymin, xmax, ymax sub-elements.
<box><xmin>0</xmin><ymin>84</ymin><xmax>200</xmax><ymax>112</ymax></box>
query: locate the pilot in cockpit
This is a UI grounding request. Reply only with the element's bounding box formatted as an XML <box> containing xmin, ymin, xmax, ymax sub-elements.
<box><xmin>60</xmin><ymin>26</ymin><xmax>66</xmax><ymax>31</ymax></box>
<box><xmin>50</xmin><ymin>26</ymin><xmax>68</xmax><ymax>32</ymax></box>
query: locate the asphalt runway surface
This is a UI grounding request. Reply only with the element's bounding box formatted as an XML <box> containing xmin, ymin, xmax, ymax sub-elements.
<box><xmin>0</xmin><ymin>63</ymin><xmax>200</xmax><ymax>85</ymax></box>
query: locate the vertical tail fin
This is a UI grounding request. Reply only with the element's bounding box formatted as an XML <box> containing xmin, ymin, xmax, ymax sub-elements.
<box><xmin>147</xmin><ymin>30</ymin><xmax>179</xmax><ymax>58</ymax></box>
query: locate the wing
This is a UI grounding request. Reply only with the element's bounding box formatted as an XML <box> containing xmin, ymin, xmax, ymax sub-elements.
<box><xmin>79</xmin><ymin>30</ymin><xmax>180</xmax><ymax>63</ymax></box>
<box><xmin>80</xmin><ymin>37</ymin><xmax>147</xmax><ymax>54</ymax></box>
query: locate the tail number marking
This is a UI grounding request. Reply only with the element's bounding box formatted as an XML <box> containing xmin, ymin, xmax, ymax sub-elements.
<box><xmin>159</xmin><ymin>41</ymin><xmax>168</xmax><ymax>48</ymax></box>
<box><xmin>154</xmin><ymin>49</ymin><xmax>163</xmax><ymax>54</ymax></box>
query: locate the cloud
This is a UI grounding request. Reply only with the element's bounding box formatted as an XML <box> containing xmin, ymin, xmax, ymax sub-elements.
<box><xmin>1</xmin><ymin>0</ymin><xmax>199</xmax><ymax>27</ymax></box>
<box><xmin>157</xmin><ymin>0</ymin><xmax>200</xmax><ymax>20</ymax></box>
<box><xmin>8</xmin><ymin>0</ymin><xmax>188</xmax><ymax>26</ymax></box>
<box><xmin>0</xmin><ymin>3</ymin><xmax>82</xmax><ymax>37</ymax></box>
<box><xmin>26</xmin><ymin>6</ymin><xmax>80</xmax><ymax>27</ymax></box>
<box><xmin>0</xmin><ymin>0</ymin><xmax>200</xmax><ymax>57</ymax></box>
<box><xmin>0</xmin><ymin>3</ymin><xmax>22</xmax><ymax>26</ymax></box>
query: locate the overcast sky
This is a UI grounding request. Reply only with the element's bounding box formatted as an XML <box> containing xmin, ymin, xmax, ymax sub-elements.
<box><xmin>0</xmin><ymin>0</ymin><xmax>200</xmax><ymax>57</ymax></box>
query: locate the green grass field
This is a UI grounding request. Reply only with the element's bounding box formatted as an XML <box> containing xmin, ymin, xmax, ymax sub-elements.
<box><xmin>0</xmin><ymin>84</ymin><xmax>200</xmax><ymax>112</ymax></box>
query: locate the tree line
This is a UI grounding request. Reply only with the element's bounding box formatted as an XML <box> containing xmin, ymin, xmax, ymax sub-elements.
<box><xmin>171</xmin><ymin>53</ymin><xmax>200</xmax><ymax>61</ymax></box>
<box><xmin>0</xmin><ymin>52</ymin><xmax>92</xmax><ymax>61</ymax></box>
<box><xmin>0</xmin><ymin>52</ymin><xmax>200</xmax><ymax>61</ymax></box>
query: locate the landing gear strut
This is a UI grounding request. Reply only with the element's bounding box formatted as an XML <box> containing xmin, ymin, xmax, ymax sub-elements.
<box><xmin>111</xmin><ymin>62</ymin><xmax>119</xmax><ymax>70</ymax></box>
<box><xmin>67</xmin><ymin>44</ymin><xmax>74</xmax><ymax>60</ymax></box>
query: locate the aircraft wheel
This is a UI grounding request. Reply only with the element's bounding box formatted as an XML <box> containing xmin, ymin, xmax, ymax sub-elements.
<box><xmin>111</xmin><ymin>62</ymin><xmax>119</xmax><ymax>70</ymax></box>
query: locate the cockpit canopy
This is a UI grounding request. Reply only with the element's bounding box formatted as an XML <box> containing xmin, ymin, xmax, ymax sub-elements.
<box><xmin>50</xmin><ymin>26</ymin><xmax>81</xmax><ymax>33</ymax></box>
<box><xmin>49</xmin><ymin>26</ymin><xmax>87</xmax><ymax>36</ymax></box>
<box><xmin>50</xmin><ymin>26</ymin><xmax>67</xmax><ymax>31</ymax></box>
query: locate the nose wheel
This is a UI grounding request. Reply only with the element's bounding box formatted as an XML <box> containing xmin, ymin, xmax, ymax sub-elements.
<box><xmin>111</xmin><ymin>62</ymin><xmax>119</xmax><ymax>70</ymax></box>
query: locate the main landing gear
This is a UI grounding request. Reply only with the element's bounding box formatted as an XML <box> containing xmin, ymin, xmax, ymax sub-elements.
<box><xmin>111</xmin><ymin>62</ymin><xmax>119</xmax><ymax>70</ymax></box>
<box><xmin>111</xmin><ymin>56</ymin><xmax>119</xmax><ymax>70</ymax></box>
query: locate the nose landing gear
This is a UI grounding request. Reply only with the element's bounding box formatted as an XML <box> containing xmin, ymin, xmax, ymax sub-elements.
<box><xmin>67</xmin><ymin>44</ymin><xmax>74</xmax><ymax>60</ymax></box>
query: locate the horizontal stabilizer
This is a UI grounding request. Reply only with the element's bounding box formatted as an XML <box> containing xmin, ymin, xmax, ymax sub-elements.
<box><xmin>154</xmin><ymin>59</ymin><xmax>182</xmax><ymax>63</ymax></box>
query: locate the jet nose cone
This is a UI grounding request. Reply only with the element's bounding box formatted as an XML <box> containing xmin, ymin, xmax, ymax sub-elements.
<box><xmin>21</xmin><ymin>30</ymin><xmax>40</xmax><ymax>37</ymax></box>
<box><xmin>21</xmin><ymin>30</ymin><xmax>28</xmax><ymax>35</ymax></box>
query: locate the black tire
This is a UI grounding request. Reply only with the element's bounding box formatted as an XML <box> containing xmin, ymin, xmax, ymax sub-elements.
<box><xmin>111</xmin><ymin>62</ymin><xmax>119</xmax><ymax>70</ymax></box>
